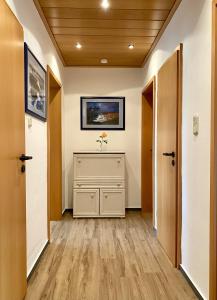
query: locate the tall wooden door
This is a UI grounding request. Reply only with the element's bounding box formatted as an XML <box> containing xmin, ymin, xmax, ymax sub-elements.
<box><xmin>0</xmin><ymin>1</ymin><xmax>27</xmax><ymax>299</ymax></box>
<box><xmin>157</xmin><ymin>51</ymin><xmax>179</xmax><ymax>266</ymax></box>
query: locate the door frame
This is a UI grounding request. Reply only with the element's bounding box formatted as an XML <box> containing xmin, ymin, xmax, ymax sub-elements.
<box><xmin>142</xmin><ymin>45</ymin><xmax>183</xmax><ymax>267</ymax></box>
<box><xmin>176</xmin><ymin>44</ymin><xmax>183</xmax><ymax>268</ymax></box>
<box><xmin>210</xmin><ymin>1</ymin><xmax>217</xmax><ymax>299</ymax></box>
<box><xmin>141</xmin><ymin>76</ymin><xmax>156</xmax><ymax>226</ymax></box>
<box><xmin>47</xmin><ymin>66</ymin><xmax>62</xmax><ymax>241</ymax></box>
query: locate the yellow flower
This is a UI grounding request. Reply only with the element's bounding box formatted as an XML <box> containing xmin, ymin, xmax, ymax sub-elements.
<box><xmin>100</xmin><ymin>132</ymin><xmax>107</xmax><ymax>138</ymax></box>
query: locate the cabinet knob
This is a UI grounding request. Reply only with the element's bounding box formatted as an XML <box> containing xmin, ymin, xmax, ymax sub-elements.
<box><xmin>117</xmin><ymin>183</ymin><xmax>121</xmax><ymax>187</ymax></box>
<box><xmin>117</xmin><ymin>160</ymin><xmax>121</xmax><ymax>164</ymax></box>
<box><xmin>78</xmin><ymin>160</ymin><xmax>81</xmax><ymax>164</ymax></box>
<box><xmin>91</xmin><ymin>194</ymin><xmax>94</xmax><ymax>199</ymax></box>
<box><xmin>105</xmin><ymin>194</ymin><xmax>108</xmax><ymax>199</ymax></box>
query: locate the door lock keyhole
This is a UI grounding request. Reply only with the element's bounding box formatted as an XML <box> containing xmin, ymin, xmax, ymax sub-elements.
<box><xmin>21</xmin><ymin>165</ymin><xmax>25</xmax><ymax>173</ymax></box>
<box><xmin>172</xmin><ymin>160</ymin><xmax>175</xmax><ymax>167</ymax></box>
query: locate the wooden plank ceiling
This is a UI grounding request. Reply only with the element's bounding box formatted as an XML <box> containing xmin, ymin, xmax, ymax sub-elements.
<box><xmin>34</xmin><ymin>0</ymin><xmax>180</xmax><ymax>67</ymax></box>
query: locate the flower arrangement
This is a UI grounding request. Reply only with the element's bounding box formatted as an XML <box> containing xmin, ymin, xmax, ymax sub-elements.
<box><xmin>96</xmin><ymin>132</ymin><xmax>108</xmax><ymax>151</ymax></box>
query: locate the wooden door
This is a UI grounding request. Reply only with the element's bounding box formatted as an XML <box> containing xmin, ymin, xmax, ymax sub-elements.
<box><xmin>157</xmin><ymin>51</ymin><xmax>179</xmax><ymax>266</ymax></box>
<box><xmin>0</xmin><ymin>1</ymin><xmax>27</xmax><ymax>299</ymax></box>
<box><xmin>141</xmin><ymin>82</ymin><xmax>154</xmax><ymax>215</ymax></box>
<box><xmin>48</xmin><ymin>68</ymin><xmax>62</xmax><ymax>221</ymax></box>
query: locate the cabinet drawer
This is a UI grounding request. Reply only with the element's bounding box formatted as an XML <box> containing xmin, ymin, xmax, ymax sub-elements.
<box><xmin>100</xmin><ymin>189</ymin><xmax>125</xmax><ymax>217</ymax></box>
<box><xmin>73</xmin><ymin>189</ymin><xmax>99</xmax><ymax>217</ymax></box>
<box><xmin>73</xmin><ymin>181</ymin><xmax>125</xmax><ymax>189</ymax></box>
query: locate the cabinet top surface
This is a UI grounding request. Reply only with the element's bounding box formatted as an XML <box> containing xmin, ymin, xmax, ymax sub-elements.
<box><xmin>73</xmin><ymin>151</ymin><xmax>125</xmax><ymax>154</ymax></box>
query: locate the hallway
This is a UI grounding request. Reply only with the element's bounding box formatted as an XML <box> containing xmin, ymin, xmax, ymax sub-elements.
<box><xmin>0</xmin><ymin>1</ymin><xmax>214</xmax><ymax>299</ymax></box>
<box><xmin>25</xmin><ymin>212</ymin><xmax>197</xmax><ymax>300</ymax></box>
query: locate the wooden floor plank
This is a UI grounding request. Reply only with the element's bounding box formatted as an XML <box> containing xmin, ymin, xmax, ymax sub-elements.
<box><xmin>25</xmin><ymin>212</ymin><xmax>198</xmax><ymax>300</ymax></box>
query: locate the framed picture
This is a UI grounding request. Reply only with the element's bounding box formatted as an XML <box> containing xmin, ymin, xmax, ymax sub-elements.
<box><xmin>24</xmin><ymin>43</ymin><xmax>47</xmax><ymax>121</ymax></box>
<box><xmin>81</xmin><ymin>97</ymin><xmax>125</xmax><ymax>130</ymax></box>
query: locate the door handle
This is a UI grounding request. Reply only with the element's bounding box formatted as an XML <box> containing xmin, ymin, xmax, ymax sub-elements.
<box><xmin>19</xmin><ymin>154</ymin><xmax>33</xmax><ymax>162</ymax></box>
<box><xmin>162</xmin><ymin>152</ymin><xmax>175</xmax><ymax>158</ymax></box>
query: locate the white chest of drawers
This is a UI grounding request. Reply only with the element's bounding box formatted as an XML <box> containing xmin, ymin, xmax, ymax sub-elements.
<box><xmin>73</xmin><ymin>152</ymin><xmax>126</xmax><ymax>218</ymax></box>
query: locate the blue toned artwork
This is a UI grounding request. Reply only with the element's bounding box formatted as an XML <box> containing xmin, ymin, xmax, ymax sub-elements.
<box><xmin>81</xmin><ymin>97</ymin><xmax>125</xmax><ymax>130</ymax></box>
<box><xmin>86</xmin><ymin>102</ymin><xmax>119</xmax><ymax>125</ymax></box>
<box><xmin>24</xmin><ymin>43</ymin><xmax>47</xmax><ymax>121</ymax></box>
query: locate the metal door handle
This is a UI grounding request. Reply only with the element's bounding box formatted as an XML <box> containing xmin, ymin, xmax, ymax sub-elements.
<box><xmin>162</xmin><ymin>152</ymin><xmax>175</xmax><ymax>158</ymax></box>
<box><xmin>19</xmin><ymin>154</ymin><xmax>33</xmax><ymax>162</ymax></box>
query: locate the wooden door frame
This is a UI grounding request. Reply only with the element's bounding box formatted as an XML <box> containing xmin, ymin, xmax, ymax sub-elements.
<box><xmin>141</xmin><ymin>76</ymin><xmax>156</xmax><ymax>227</ymax></box>
<box><xmin>142</xmin><ymin>45</ymin><xmax>183</xmax><ymax>267</ymax></box>
<box><xmin>210</xmin><ymin>1</ymin><xmax>217</xmax><ymax>299</ymax></box>
<box><xmin>47</xmin><ymin>66</ymin><xmax>62</xmax><ymax>241</ymax></box>
<box><xmin>176</xmin><ymin>44</ymin><xmax>183</xmax><ymax>268</ymax></box>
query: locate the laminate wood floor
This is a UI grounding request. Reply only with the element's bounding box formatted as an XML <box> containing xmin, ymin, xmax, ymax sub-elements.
<box><xmin>25</xmin><ymin>212</ymin><xmax>198</xmax><ymax>300</ymax></box>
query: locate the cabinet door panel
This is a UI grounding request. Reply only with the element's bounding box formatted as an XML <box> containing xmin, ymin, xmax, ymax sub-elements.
<box><xmin>73</xmin><ymin>189</ymin><xmax>99</xmax><ymax>216</ymax></box>
<box><xmin>74</xmin><ymin>154</ymin><xmax>125</xmax><ymax>180</ymax></box>
<box><xmin>100</xmin><ymin>189</ymin><xmax>125</xmax><ymax>216</ymax></box>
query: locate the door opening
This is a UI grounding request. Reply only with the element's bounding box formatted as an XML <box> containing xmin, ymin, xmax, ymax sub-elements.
<box><xmin>141</xmin><ymin>77</ymin><xmax>156</xmax><ymax>226</ymax></box>
<box><xmin>47</xmin><ymin>67</ymin><xmax>62</xmax><ymax>239</ymax></box>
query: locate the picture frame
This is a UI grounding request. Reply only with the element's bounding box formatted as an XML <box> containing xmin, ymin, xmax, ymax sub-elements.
<box><xmin>24</xmin><ymin>43</ymin><xmax>47</xmax><ymax>121</ymax></box>
<box><xmin>81</xmin><ymin>97</ymin><xmax>125</xmax><ymax>130</ymax></box>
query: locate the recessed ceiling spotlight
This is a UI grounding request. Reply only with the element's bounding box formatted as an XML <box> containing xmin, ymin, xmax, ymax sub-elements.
<box><xmin>128</xmin><ymin>43</ymin><xmax>135</xmax><ymax>50</ymax></box>
<box><xmin>101</xmin><ymin>58</ymin><xmax>108</xmax><ymax>64</ymax></box>
<box><xmin>75</xmin><ymin>42</ymin><xmax>82</xmax><ymax>49</ymax></box>
<box><xmin>101</xmin><ymin>0</ymin><xmax>110</xmax><ymax>9</ymax></box>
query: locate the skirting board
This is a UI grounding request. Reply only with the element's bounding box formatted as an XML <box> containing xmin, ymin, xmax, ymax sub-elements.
<box><xmin>179</xmin><ymin>265</ymin><xmax>204</xmax><ymax>300</ymax></box>
<box><xmin>27</xmin><ymin>241</ymin><xmax>49</xmax><ymax>281</ymax></box>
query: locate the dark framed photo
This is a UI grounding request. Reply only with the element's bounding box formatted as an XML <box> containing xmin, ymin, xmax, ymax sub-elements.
<box><xmin>24</xmin><ymin>43</ymin><xmax>47</xmax><ymax>121</ymax></box>
<box><xmin>81</xmin><ymin>97</ymin><xmax>125</xmax><ymax>130</ymax></box>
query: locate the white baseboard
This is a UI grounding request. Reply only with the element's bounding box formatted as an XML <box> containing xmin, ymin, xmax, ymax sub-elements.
<box><xmin>180</xmin><ymin>264</ymin><xmax>206</xmax><ymax>300</ymax></box>
<box><xmin>27</xmin><ymin>239</ymin><xmax>48</xmax><ymax>278</ymax></box>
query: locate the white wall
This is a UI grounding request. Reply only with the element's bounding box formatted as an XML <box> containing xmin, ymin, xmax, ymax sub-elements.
<box><xmin>64</xmin><ymin>68</ymin><xmax>143</xmax><ymax>209</ymax></box>
<box><xmin>142</xmin><ymin>0</ymin><xmax>211</xmax><ymax>299</ymax></box>
<box><xmin>5</xmin><ymin>0</ymin><xmax>64</xmax><ymax>276</ymax></box>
